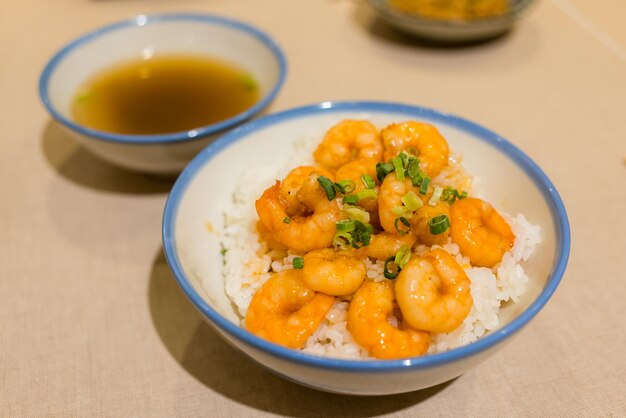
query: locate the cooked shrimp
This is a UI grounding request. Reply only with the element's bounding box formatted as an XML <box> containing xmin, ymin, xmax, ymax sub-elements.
<box><xmin>335</xmin><ymin>158</ymin><xmax>380</xmax><ymax>226</ymax></box>
<box><xmin>395</xmin><ymin>249</ymin><xmax>472</xmax><ymax>334</ymax></box>
<box><xmin>449</xmin><ymin>197</ymin><xmax>515</xmax><ymax>267</ymax></box>
<box><xmin>313</xmin><ymin>120</ymin><xmax>383</xmax><ymax>169</ymax></box>
<box><xmin>280</xmin><ymin>166</ymin><xmax>334</xmax><ymax>217</ymax></box>
<box><xmin>302</xmin><ymin>248</ymin><xmax>366</xmax><ymax>296</ymax></box>
<box><xmin>246</xmin><ymin>269</ymin><xmax>334</xmax><ymax>349</ymax></box>
<box><xmin>347</xmin><ymin>280</ymin><xmax>431</xmax><ymax>359</ymax></box>
<box><xmin>381</xmin><ymin>121</ymin><xmax>450</xmax><ymax>178</ymax></box>
<box><xmin>411</xmin><ymin>201</ymin><xmax>451</xmax><ymax>246</ymax></box>
<box><xmin>378</xmin><ymin>172</ymin><xmax>421</xmax><ymax>234</ymax></box>
<box><xmin>256</xmin><ymin>220</ymin><xmax>288</xmax><ymax>251</ymax></box>
<box><xmin>365</xmin><ymin>231</ymin><xmax>417</xmax><ymax>261</ymax></box>
<box><xmin>256</xmin><ymin>181</ymin><xmax>343</xmax><ymax>253</ymax></box>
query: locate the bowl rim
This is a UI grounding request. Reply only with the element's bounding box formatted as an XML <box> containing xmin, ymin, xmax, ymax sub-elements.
<box><xmin>38</xmin><ymin>13</ymin><xmax>287</xmax><ymax>145</ymax></box>
<box><xmin>162</xmin><ymin>100</ymin><xmax>570</xmax><ymax>372</ymax></box>
<box><xmin>367</xmin><ymin>0</ymin><xmax>536</xmax><ymax>28</ymax></box>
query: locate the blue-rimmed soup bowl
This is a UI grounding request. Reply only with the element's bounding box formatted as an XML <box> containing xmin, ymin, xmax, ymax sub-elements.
<box><xmin>39</xmin><ymin>13</ymin><xmax>286</xmax><ymax>174</ymax></box>
<box><xmin>162</xmin><ymin>101</ymin><xmax>569</xmax><ymax>395</ymax></box>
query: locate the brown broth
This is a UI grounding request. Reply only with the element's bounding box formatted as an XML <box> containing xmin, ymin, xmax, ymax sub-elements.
<box><xmin>71</xmin><ymin>54</ymin><xmax>260</xmax><ymax>135</ymax></box>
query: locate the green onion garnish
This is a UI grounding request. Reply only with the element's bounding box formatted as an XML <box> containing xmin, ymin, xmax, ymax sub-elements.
<box><xmin>401</xmin><ymin>191</ymin><xmax>422</xmax><ymax>212</ymax></box>
<box><xmin>407</xmin><ymin>158</ymin><xmax>420</xmax><ymax>179</ymax></box>
<box><xmin>428</xmin><ymin>214</ymin><xmax>450</xmax><ymax>235</ymax></box>
<box><xmin>459</xmin><ymin>191</ymin><xmax>468</xmax><ymax>199</ymax></box>
<box><xmin>361</xmin><ymin>174</ymin><xmax>375</xmax><ymax>189</ymax></box>
<box><xmin>317</xmin><ymin>176</ymin><xmax>336</xmax><ymax>200</ymax></box>
<box><xmin>335</xmin><ymin>179</ymin><xmax>356</xmax><ymax>194</ymax></box>
<box><xmin>419</xmin><ymin>176</ymin><xmax>431</xmax><ymax>194</ymax></box>
<box><xmin>351</xmin><ymin>220</ymin><xmax>372</xmax><ymax>248</ymax></box>
<box><xmin>383</xmin><ymin>257</ymin><xmax>400</xmax><ymax>279</ymax></box>
<box><xmin>283</xmin><ymin>217</ymin><xmax>291</xmax><ymax>224</ymax></box>
<box><xmin>344</xmin><ymin>206</ymin><xmax>370</xmax><ymax>223</ymax></box>
<box><xmin>333</xmin><ymin>232</ymin><xmax>353</xmax><ymax>250</ymax></box>
<box><xmin>292</xmin><ymin>257</ymin><xmax>304</xmax><ymax>269</ymax></box>
<box><xmin>392</xmin><ymin>157</ymin><xmax>405</xmax><ymax>181</ymax></box>
<box><xmin>429</xmin><ymin>186</ymin><xmax>443</xmax><ymax>206</ymax></box>
<box><xmin>336</xmin><ymin>219</ymin><xmax>356</xmax><ymax>232</ymax></box>
<box><xmin>343</xmin><ymin>194</ymin><xmax>359</xmax><ymax>205</ymax></box>
<box><xmin>376</xmin><ymin>162</ymin><xmax>394</xmax><ymax>183</ymax></box>
<box><xmin>355</xmin><ymin>189</ymin><xmax>378</xmax><ymax>201</ymax></box>
<box><xmin>394</xmin><ymin>217</ymin><xmax>411</xmax><ymax>235</ymax></box>
<box><xmin>392</xmin><ymin>206</ymin><xmax>413</xmax><ymax>218</ymax></box>
<box><xmin>394</xmin><ymin>245</ymin><xmax>411</xmax><ymax>269</ymax></box>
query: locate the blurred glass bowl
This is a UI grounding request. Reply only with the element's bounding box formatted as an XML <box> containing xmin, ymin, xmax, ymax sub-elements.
<box><xmin>367</xmin><ymin>0</ymin><xmax>537</xmax><ymax>42</ymax></box>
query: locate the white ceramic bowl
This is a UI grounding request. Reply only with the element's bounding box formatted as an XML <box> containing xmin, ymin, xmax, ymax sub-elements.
<box><xmin>39</xmin><ymin>14</ymin><xmax>286</xmax><ymax>174</ymax></box>
<box><xmin>162</xmin><ymin>101</ymin><xmax>569</xmax><ymax>395</ymax></box>
<box><xmin>367</xmin><ymin>0</ymin><xmax>537</xmax><ymax>42</ymax></box>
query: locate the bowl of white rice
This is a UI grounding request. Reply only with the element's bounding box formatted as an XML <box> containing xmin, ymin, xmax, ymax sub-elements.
<box><xmin>162</xmin><ymin>101</ymin><xmax>570</xmax><ymax>395</ymax></box>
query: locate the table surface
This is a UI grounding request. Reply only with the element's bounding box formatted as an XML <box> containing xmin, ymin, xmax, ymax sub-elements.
<box><xmin>1</xmin><ymin>0</ymin><xmax>625</xmax><ymax>416</ymax></box>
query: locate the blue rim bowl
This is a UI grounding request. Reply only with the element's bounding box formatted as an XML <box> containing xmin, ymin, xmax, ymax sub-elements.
<box><xmin>39</xmin><ymin>13</ymin><xmax>287</xmax><ymax>145</ymax></box>
<box><xmin>162</xmin><ymin>101</ymin><xmax>570</xmax><ymax>374</ymax></box>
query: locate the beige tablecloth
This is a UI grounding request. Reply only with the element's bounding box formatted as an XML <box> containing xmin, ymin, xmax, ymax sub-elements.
<box><xmin>1</xmin><ymin>0</ymin><xmax>625</xmax><ymax>416</ymax></box>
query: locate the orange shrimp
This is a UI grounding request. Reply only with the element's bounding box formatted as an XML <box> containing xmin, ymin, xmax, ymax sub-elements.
<box><xmin>365</xmin><ymin>231</ymin><xmax>417</xmax><ymax>261</ymax></box>
<box><xmin>378</xmin><ymin>172</ymin><xmax>421</xmax><ymax>234</ymax></box>
<box><xmin>279</xmin><ymin>166</ymin><xmax>335</xmax><ymax>217</ymax></box>
<box><xmin>411</xmin><ymin>200</ymin><xmax>451</xmax><ymax>246</ymax></box>
<box><xmin>246</xmin><ymin>269</ymin><xmax>334</xmax><ymax>349</ymax></box>
<box><xmin>313</xmin><ymin>120</ymin><xmax>383</xmax><ymax>169</ymax></box>
<box><xmin>449</xmin><ymin>197</ymin><xmax>515</xmax><ymax>267</ymax></box>
<box><xmin>347</xmin><ymin>280</ymin><xmax>431</xmax><ymax>359</ymax></box>
<box><xmin>381</xmin><ymin>121</ymin><xmax>450</xmax><ymax>178</ymax></box>
<box><xmin>395</xmin><ymin>249</ymin><xmax>472</xmax><ymax>334</ymax></box>
<box><xmin>302</xmin><ymin>248</ymin><xmax>366</xmax><ymax>296</ymax></box>
<box><xmin>335</xmin><ymin>158</ymin><xmax>380</xmax><ymax>227</ymax></box>
<box><xmin>256</xmin><ymin>180</ymin><xmax>343</xmax><ymax>253</ymax></box>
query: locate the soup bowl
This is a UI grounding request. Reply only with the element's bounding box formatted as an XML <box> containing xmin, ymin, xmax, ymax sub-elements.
<box><xmin>39</xmin><ymin>13</ymin><xmax>286</xmax><ymax>174</ymax></box>
<box><xmin>162</xmin><ymin>101</ymin><xmax>569</xmax><ymax>395</ymax></box>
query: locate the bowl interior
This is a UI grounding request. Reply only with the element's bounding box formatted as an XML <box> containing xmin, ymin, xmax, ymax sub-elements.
<box><xmin>45</xmin><ymin>15</ymin><xmax>283</xmax><ymax>126</ymax></box>
<box><xmin>170</xmin><ymin>103</ymin><xmax>561</xmax><ymax>335</ymax></box>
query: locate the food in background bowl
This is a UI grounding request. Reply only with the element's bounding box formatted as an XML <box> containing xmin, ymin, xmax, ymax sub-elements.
<box><xmin>162</xmin><ymin>102</ymin><xmax>569</xmax><ymax>395</ymax></box>
<box><xmin>221</xmin><ymin>119</ymin><xmax>541</xmax><ymax>359</ymax></box>
<box><xmin>389</xmin><ymin>0</ymin><xmax>509</xmax><ymax>21</ymax></box>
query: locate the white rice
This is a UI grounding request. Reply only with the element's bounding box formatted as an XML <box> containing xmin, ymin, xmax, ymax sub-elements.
<box><xmin>218</xmin><ymin>143</ymin><xmax>541</xmax><ymax>359</ymax></box>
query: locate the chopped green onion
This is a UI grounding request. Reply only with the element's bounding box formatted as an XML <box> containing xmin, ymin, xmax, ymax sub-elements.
<box><xmin>401</xmin><ymin>191</ymin><xmax>422</xmax><ymax>212</ymax></box>
<box><xmin>355</xmin><ymin>189</ymin><xmax>378</xmax><ymax>201</ymax></box>
<box><xmin>292</xmin><ymin>257</ymin><xmax>304</xmax><ymax>269</ymax></box>
<box><xmin>361</xmin><ymin>174</ymin><xmax>375</xmax><ymax>189</ymax></box>
<box><xmin>394</xmin><ymin>245</ymin><xmax>411</xmax><ymax>268</ymax></box>
<box><xmin>317</xmin><ymin>176</ymin><xmax>336</xmax><ymax>200</ymax></box>
<box><xmin>392</xmin><ymin>157</ymin><xmax>405</xmax><ymax>181</ymax></box>
<box><xmin>343</xmin><ymin>195</ymin><xmax>359</xmax><ymax>205</ymax></box>
<box><xmin>419</xmin><ymin>176</ymin><xmax>431</xmax><ymax>194</ymax></box>
<box><xmin>399</xmin><ymin>152</ymin><xmax>408</xmax><ymax>168</ymax></box>
<box><xmin>383</xmin><ymin>257</ymin><xmax>400</xmax><ymax>279</ymax></box>
<box><xmin>429</xmin><ymin>186</ymin><xmax>443</xmax><ymax>206</ymax></box>
<box><xmin>459</xmin><ymin>191</ymin><xmax>468</xmax><ymax>199</ymax></box>
<box><xmin>336</xmin><ymin>219</ymin><xmax>356</xmax><ymax>232</ymax></box>
<box><xmin>240</xmin><ymin>74</ymin><xmax>258</xmax><ymax>91</ymax></box>
<box><xmin>344</xmin><ymin>206</ymin><xmax>370</xmax><ymax>223</ymax></box>
<box><xmin>335</xmin><ymin>179</ymin><xmax>356</xmax><ymax>194</ymax></box>
<box><xmin>282</xmin><ymin>217</ymin><xmax>291</xmax><ymax>224</ymax></box>
<box><xmin>407</xmin><ymin>158</ymin><xmax>420</xmax><ymax>179</ymax></box>
<box><xmin>351</xmin><ymin>220</ymin><xmax>372</xmax><ymax>248</ymax></box>
<box><xmin>333</xmin><ymin>232</ymin><xmax>352</xmax><ymax>250</ymax></box>
<box><xmin>428</xmin><ymin>214</ymin><xmax>450</xmax><ymax>235</ymax></box>
<box><xmin>391</xmin><ymin>206</ymin><xmax>412</xmax><ymax>218</ymax></box>
<box><xmin>376</xmin><ymin>162</ymin><xmax>394</xmax><ymax>183</ymax></box>
<box><xmin>394</xmin><ymin>217</ymin><xmax>411</xmax><ymax>235</ymax></box>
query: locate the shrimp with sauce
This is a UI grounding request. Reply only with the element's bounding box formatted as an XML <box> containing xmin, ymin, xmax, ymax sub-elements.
<box><xmin>381</xmin><ymin>121</ymin><xmax>450</xmax><ymax>178</ymax></box>
<box><xmin>246</xmin><ymin>269</ymin><xmax>334</xmax><ymax>349</ymax></box>
<box><xmin>255</xmin><ymin>179</ymin><xmax>343</xmax><ymax>253</ymax></box>
<box><xmin>395</xmin><ymin>249</ymin><xmax>472</xmax><ymax>334</ymax></box>
<box><xmin>347</xmin><ymin>280</ymin><xmax>431</xmax><ymax>359</ymax></box>
<box><xmin>313</xmin><ymin>120</ymin><xmax>383</xmax><ymax>169</ymax></box>
<box><xmin>365</xmin><ymin>231</ymin><xmax>417</xmax><ymax>261</ymax></box>
<box><xmin>335</xmin><ymin>158</ymin><xmax>380</xmax><ymax>227</ymax></box>
<box><xmin>378</xmin><ymin>172</ymin><xmax>421</xmax><ymax>234</ymax></box>
<box><xmin>449</xmin><ymin>197</ymin><xmax>515</xmax><ymax>267</ymax></box>
<box><xmin>302</xmin><ymin>248</ymin><xmax>366</xmax><ymax>296</ymax></box>
<box><xmin>279</xmin><ymin>165</ymin><xmax>334</xmax><ymax>217</ymax></box>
